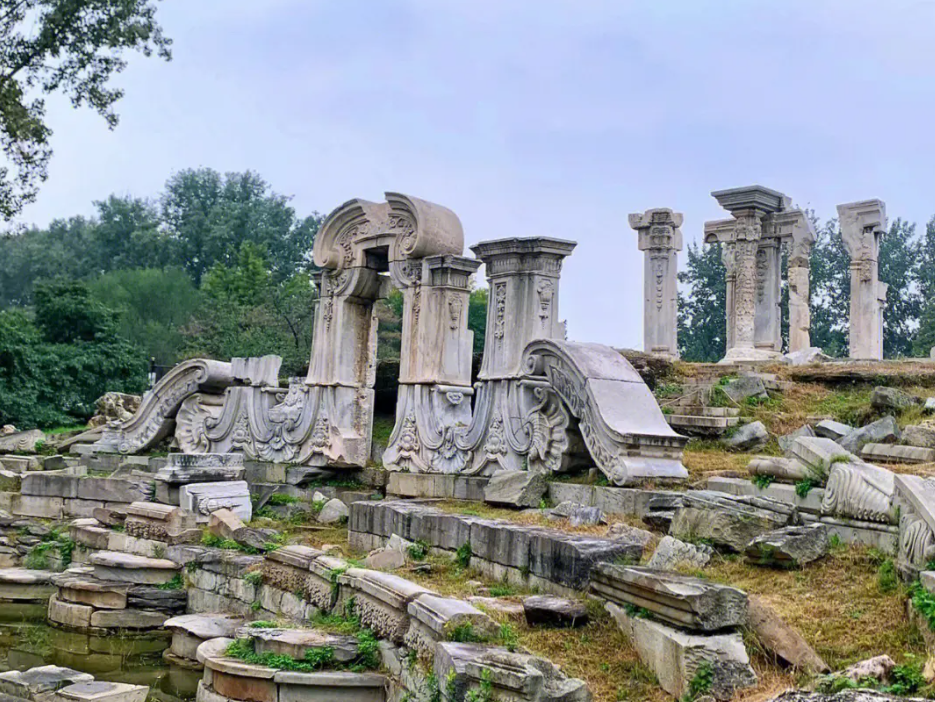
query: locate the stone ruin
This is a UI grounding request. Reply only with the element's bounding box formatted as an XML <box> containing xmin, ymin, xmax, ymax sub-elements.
<box><xmin>91</xmin><ymin>192</ymin><xmax>688</xmax><ymax>486</ymax></box>
<box><xmin>629</xmin><ymin>185</ymin><xmax>891</xmax><ymax>363</ymax></box>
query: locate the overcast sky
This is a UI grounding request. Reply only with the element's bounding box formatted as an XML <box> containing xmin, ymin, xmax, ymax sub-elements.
<box><xmin>16</xmin><ymin>0</ymin><xmax>935</xmax><ymax>348</ymax></box>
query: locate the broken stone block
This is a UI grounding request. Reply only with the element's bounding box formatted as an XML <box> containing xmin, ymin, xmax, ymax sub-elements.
<box><xmin>746</xmin><ymin>595</ymin><xmax>828</xmax><ymax>674</ymax></box>
<box><xmin>815</xmin><ymin>420</ymin><xmax>854</xmax><ymax>441</ymax></box>
<box><xmin>870</xmin><ymin>386</ymin><xmax>918</xmax><ymax>413</ymax></box>
<box><xmin>0</xmin><ymin>429</ymin><xmax>44</xmax><ymax>454</ymax></box>
<box><xmin>0</xmin><ymin>666</ymin><xmax>93</xmax><ymax>698</ymax></box>
<box><xmin>164</xmin><ymin>613</ymin><xmax>243</xmax><ymax>661</ymax></box>
<box><xmin>48</xmin><ymin>594</ymin><xmax>93</xmax><ymax>629</ymax></box>
<box><xmin>722</xmin><ymin>376</ymin><xmax>768</xmax><ymax>404</ymax></box>
<box><xmin>483</xmin><ymin>469</ymin><xmax>547</xmax><ymax>508</ymax></box>
<box><xmin>745</xmin><ymin>524</ymin><xmax>829</xmax><ymax>568</ymax></box>
<box><xmin>903</xmin><ymin>424</ymin><xmax>935</xmax><ymax>449</ymax></box>
<box><xmin>926</xmin><ymin>397</ymin><xmax>935</xmax><ymax>414</ymax></box>
<box><xmin>0</xmin><ymin>470</ymin><xmax>20</xmax><ymax>493</ymax></box>
<box><xmin>821</xmin><ymin>461</ymin><xmax>896</xmax><ymax>524</ymax></box>
<box><xmin>862</xmin><ymin>443</ymin><xmax>935</xmax><ymax>464</ymax></box>
<box><xmin>405</xmin><ymin>593</ymin><xmax>499</xmax><ymax>654</ymax></box>
<box><xmin>840</xmin><ymin>655</ymin><xmax>896</xmax><ymax>683</ymax></box>
<box><xmin>54</xmin><ymin>681</ymin><xmax>148</xmax><ymax>702</ymax></box>
<box><xmin>522</xmin><ymin>595</ymin><xmax>588</xmax><ymax>628</ymax></box>
<box><xmin>155</xmin><ymin>453</ymin><xmax>245</xmax><ymax>485</ymax></box>
<box><xmin>89</xmin><ymin>608</ymin><xmax>169</xmax><ymax>629</ymax></box>
<box><xmin>646</xmin><ymin>535</ymin><xmax>714</xmax><ymax>571</ymax></box>
<box><xmin>434</xmin><ymin>642</ymin><xmax>591</xmax><ymax>702</ymax></box>
<box><xmin>606</xmin><ymin>602</ymin><xmax>756</xmax><ymax>700</ymax></box>
<box><xmin>606</xmin><ymin>523</ymin><xmax>654</xmax><ymax>548</ymax></box>
<box><xmin>642</xmin><ymin>494</ymin><xmax>685</xmax><ymax>530</ymax></box>
<box><xmin>208</xmin><ymin>508</ymin><xmax>245</xmax><ymax>540</ymax></box>
<box><xmin>669</xmin><ymin>491</ymin><xmax>796</xmax><ymax>552</ymax></box>
<box><xmin>249</xmin><ymin>628</ymin><xmax>360</xmax><ymax>663</ymax></box>
<box><xmin>549</xmin><ymin>501</ymin><xmax>605</xmax><ymax>526</ymax></box>
<box><xmin>364</xmin><ymin>547</ymin><xmax>407</xmax><ymax>571</ymax></box>
<box><xmin>788</xmin><ymin>436</ymin><xmax>856</xmax><ymax>474</ymax></box>
<box><xmin>90</xmin><ymin>551</ymin><xmax>179</xmax><ymax>585</ymax></box>
<box><xmin>52</xmin><ymin>573</ymin><xmax>128</xmax><ymax>609</ymax></box>
<box><xmin>180</xmin><ymin>481</ymin><xmax>252</xmax><ymax>523</ymax></box>
<box><xmin>317</xmin><ymin>498</ymin><xmax>349</xmax><ymax>524</ymax></box>
<box><xmin>838</xmin><ymin>416</ymin><xmax>900</xmax><ymax>455</ymax></box>
<box><xmin>337</xmin><ymin>568</ymin><xmax>434</xmax><ymax>643</ymax></box>
<box><xmin>126</xmin><ymin>585</ymin><xmax>187</xmax><ymax>613</ymax></box>
<box><xmin>725</xmin><ymin>421</ymin><xmax>769</xmax><ymax>452</ymax></box>
<box><xmin>466</xmin><ymin>597</ymin><xmax>525</xmax><ymax>619</ymax></box>
<box><xmin>592</xmin><ymin>564</ymin><xmax>747</xmax><ymax>631</ymax></box>
<box><xmin>748</xmin><ymin>456</ymin><xmax>811</xmax><ymax>483</ymax></box>
<box><xmin>778</xmin><ymin>425</ymin><xmax>816</xmax><ymax>453</ymax></box>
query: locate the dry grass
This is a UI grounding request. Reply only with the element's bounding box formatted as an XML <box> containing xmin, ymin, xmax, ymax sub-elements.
<box><xmin>692</xmin><ymin>546</ymin><xmax>923</xmax><ymax>672</ymax></box>
<box><xmin>682</xmin><ymin>445</ymin><xmax>752</xmax><ymax>482</ymax></box>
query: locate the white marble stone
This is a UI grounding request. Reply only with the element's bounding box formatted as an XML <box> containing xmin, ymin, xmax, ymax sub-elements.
<box><xmin>181</xmin><ymin>481</ymin><xmax>252</xmax><ymax>523</ymax></box>
<box><xmin>838</xmin><ymin>199</ymin><xmax>887</xmax><ymax>360</ymax></box>
<box><xmin>629</xmin><ymin>208</ymin><xmax>683</xmax><ymax>358</ymax></box>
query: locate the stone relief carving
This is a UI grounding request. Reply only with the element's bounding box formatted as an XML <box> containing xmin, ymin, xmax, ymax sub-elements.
<box><xmin>820</xmin><ymin>462</ymin><xmax>896</xmax><ymax>524</ymax></box>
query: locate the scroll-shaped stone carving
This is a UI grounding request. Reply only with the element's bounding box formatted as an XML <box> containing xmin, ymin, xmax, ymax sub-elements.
<box><xmin>521</xmin><ymin>339</ymin><xmax>688</xmax><ymax>486</ymax></box>
<box><xmin>92</xmin><ymin>359</ymin><xmax>234</xmax><ymax>455</ymax></box>
<box><xmin>820</xmin><ymin>461</ymin><xmax>896</xmax><ymax>524</ymax></box>
<box><xmin>894</xmin><ymin>474</ymin><xmax>935</xmax><ymax>575</ymax></box>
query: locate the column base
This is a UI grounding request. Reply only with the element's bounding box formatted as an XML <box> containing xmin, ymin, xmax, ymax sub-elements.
<box><xmin>719</xmin><ymin>346</ymin><xmax>783</xmax><ymax>364</ymax></box>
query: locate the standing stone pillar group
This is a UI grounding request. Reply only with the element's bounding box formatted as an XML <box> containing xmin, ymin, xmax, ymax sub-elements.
<box><xmin>838</xmin><ymin>199</ymin><xmax>888</xmax><ymax>360</ymax></box>
<box><xmin>629</xmin><ymin>209</ymin><xmax>683</xmax><ymax>359</ymax></box>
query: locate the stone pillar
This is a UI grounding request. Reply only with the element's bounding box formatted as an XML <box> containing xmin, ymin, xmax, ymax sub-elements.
<box><xmin>773</xmin><ymin>209</ymin><xmax>816</xmax><ymax>353</ymax></box>
<box><xmin>838</xmin><ymin>199</ymin><xmax>887</xmax><ymax>360</ymax></box>
<box><xmin>456</xmin><ymin>237</ymin><xmax>577</xmax><ymax>474</ymax></box>
<box><xmin>384</xmin><ymin>255</ymin><xmax>482</xmax><ymax>474</ymax></box>
<box><xmin>705</xmin><ymin>186</ymin><xmax>789</xmax><ymax>363</ymax></box>
<box><xmin>628</xmin><ymin>208</ymin><xmax>683</xmax><ymax>358</ymax></box>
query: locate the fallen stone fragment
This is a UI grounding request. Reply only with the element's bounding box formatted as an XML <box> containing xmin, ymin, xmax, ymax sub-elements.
<box><xmin>466</xmin><ymin>597</ymin><xmax>524</xmax><ymax>619</ymax></box>
<box><xmin>862</xmin><ymin>443</ymin><xmax>935</xmax><ymax>465</ymax></box>
<box><xmin>364</xmin><ymin>548</ymin><xmax>406</xmax><ymax>571</ymax></box>
<box><xmin>606</xmin><ymin>523</ymin><xmax>654</xmax><ymax>548</ymax></box>
<box><xmin>592</xmin><ymin>564</ymin><xmax>747</xmax><ymax>631</ymax></box>
<box><xmin>232</xmin><ymin>527</ymin><xmax>278</xmax><ymax>552</ymax></box>
<box><xmin>926</xmin><ymin>398</ymin><xmax>935</xmax><ymax>414</ymax></box>
<box><xmin>317</xmin><ymin>498</ymin><xmax>349</xmax><ymax>524</ymax></box>
<box><xmin>768</xmin><ymin>691</ymin><xmax>907</xmax><ymax>702</ymax></box>
<box><xmin>207</xmin><ymin>509</ymin><xmax>245</xmax><ymax>540</ymax></box>
<box><xmin>778</xmin><ymin>425</ymin><xmax>816</xmax><ymax>453</ymax></box>
<box><xmin>669</xmin><ymin>491</ymin><xmax>796</xmax><ymax>552</ymax></box>
<box><xmin>0</xmin><ymin>429</ymin><xmax>44</xmax><ymax>454</ymax></box>
<box><xmin>746</xmin><ymin>595</ymin><xmax>829</xmax><ymax>674</ymax></box>
<box><xmin>903</xmin><ymin>424</ymin><xmax>935</xmax><ymax>449</ymax></box>
<box><xmin>815</xmin><ymin>420</ymin><xmax>854</xmax><ymax>441</ymax></box>
<box><xmin>745</xmin><ymin>524</ymin><xmax>829</xmax><ymax>568</ymax></box>
<box><xmin>642</xmin><ymin>494</ymin><xmax>684</xmax><ymax>530</ymax></box>
<box><xmin>522</xmin><ymin>595</ymin><xmax>588</xmax><ymax>628</ymax></box>
<box><xmin>788</xmin><ymin>436</ymin><xmax>857</xmax><ymax>473</ymax></box>
<box><xmin>0</xmin><ymin>666</ymin><xmax>93</xmax><ymax>697</ymax></box>
<box><xmin>483</xmin><ymin>469</ymin><xmax>547</xmax><ymax>508</ymax></box>
<box><xmin>56</xmin><ymin>680</ymin><xmax>149</xmax><ymax>702</ymax></box>
<box><xmin>840</xmin><ymin>654</ymin><xmax>896</xmax><ymax>683</ymax></box>
<box><xmin>838</xmin><ymin>416</ymin><xmax>900</xmax><ymax>455</ymax></box>
<box><xmin>721</xmin><ymin>375</ymin><xmax>767</xmax><ymax>404</ymax></box>
<box><xmin>725</xmin><ymin>421</ymin><xmax>769</xmax><ymax>452</ymax></box>
<box><xmin>748</xmin><ymin>456</ymin><xmax>811</xmax><ymax>483</ymax></box>
<box><xmin>549</xmin><ymin>501</ymin><xmax>605</xmax><ymax>526</ymax></box>
<box><xmin>249</xmin><ymin>627</ymin><xmax>360</xmax><ymax>663</ymax></box>
<box><xmin>646</xmin><ymin>535</ymin><xmax>713</xmax><ymax>571</ymax></box>
<box><xmin>871</xmin><ymin>386</ymin><xmax>918</xmax><ymax>413</ymax></box>
<box><xmin>606</xmin><ymin>602</ymin><xmax>757</xmax><ymax>700</ymax></box>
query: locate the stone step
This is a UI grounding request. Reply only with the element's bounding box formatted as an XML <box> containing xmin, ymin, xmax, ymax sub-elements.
<box><xmin>665</xmin><ymin>406</ymin><xmax>741</xmax><ymax>417</ymax></box>
<box><xmin>591</xmin><ymin>564</ymin><xmax>747</xmax><ymax>631</ymax></box>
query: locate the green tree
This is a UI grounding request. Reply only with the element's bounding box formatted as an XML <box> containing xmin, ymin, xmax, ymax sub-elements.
<box><xmin>88</xmin><ymin>267</ymin><xmax>200</xmax><ymax>365</ymax></box>
<box><xmin>0</xmin><ymin>281</ymin><xmax>147</xmax><ymax>428</ymax></box>
<box><xmin>468</xmin><ymin>287</ymin><xmax>487</xmax><ymax>355</ymax></box>
<box><xmin>809</xmin><ymin>219</ymin><xmax>850</xmax><ymax>357</ymax></box>
<box><xmin>914</xmin><ymin>301</ymin><xmax>935</xmax><ymax>358</ymax></box>
<box><xmin>879</xmin><ymin>218</ymin><xmax>922</xmax><ymax>358</ymax></box>
<box><xmin>161</xmin><ymin>168</ymin><xmax>320</xmax><ymax>284</ymax></box>
<box><xmin>0</xmin><ymin>0</ymin><xmax>171</xmax><ymax>219</ymax></box>
<box><xmin>677</xmin><ymin>241</ymin><xmax>726</xmax><ymax>362</ymax></box>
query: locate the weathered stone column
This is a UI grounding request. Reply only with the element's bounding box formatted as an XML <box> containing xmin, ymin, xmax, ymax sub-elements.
<box><xmin>838</xmin><ymin>199</ymin><xmax>887</xmax><ymax>360</ymax></box>
<box><xmin>705</xmin><ymin>186</ymin><xmax>789</xmax><ymax>363</ymax></box>
<box><xmin>383</xmin><ymin>254</ymin><xmax>481</xmax><ymax>473</ymax></box>
<box><xmin>456</xmin><ymin>237</ymin><xmax>577</xmax><ymax>474</ymax></box>
<box><xmin>628</xmin><ymin>208</ymin><xmax>683</xmax><ymax>358</ymax></box>
<box><xmin>773</xmin><ymin>209</ymin><xmax>816</xmax><ymax>353</ymax></box>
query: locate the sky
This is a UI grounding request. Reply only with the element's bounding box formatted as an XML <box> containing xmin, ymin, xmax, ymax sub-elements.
<box><xmin>15</xmin><ymin>0</ymin><xmax>935</xmax><ymax>349</ymax></box>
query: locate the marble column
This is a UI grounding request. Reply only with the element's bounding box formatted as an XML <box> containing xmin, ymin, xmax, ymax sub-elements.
<box><xmin>456</xmin><ymin>237</ymin><xmax>577</xmax><ymax>474</ymax></box>
<box><xmin>838</xmin><ymin>199</ymin><xmax>887</xmax><ymax>360</ymax></box>
<box><xmin>705</xmin><ymin>185</ymin><xmax>789</xmax><ymax>363</ymax></box>
<box><xmin>773</xmin><ymin>209</ymin><xmax>816</xmax><ymax>353</ymax></box>
<box><xmin>628</xmin><ymin>208</ymin><xmax>683</xmax><ymax>358</ymax></box>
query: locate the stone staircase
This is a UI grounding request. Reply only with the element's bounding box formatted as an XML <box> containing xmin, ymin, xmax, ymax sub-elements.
<box><xmin>661</xmin><ymin>382</ymin><xmax>741</xmax><ymax>437</ymax></box>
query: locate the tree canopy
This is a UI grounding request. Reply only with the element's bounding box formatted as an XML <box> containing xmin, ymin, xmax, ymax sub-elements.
<box><xmin>0</xmin><ymin>0</ymin><xmax>171</xmax><ymax>219</ymax></box>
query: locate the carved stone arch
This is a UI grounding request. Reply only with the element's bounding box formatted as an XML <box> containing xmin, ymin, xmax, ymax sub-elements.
<box><xmin>520</xmin><ymin>339</ymin><xmax>688</xmax><ymax>486</ymax></box>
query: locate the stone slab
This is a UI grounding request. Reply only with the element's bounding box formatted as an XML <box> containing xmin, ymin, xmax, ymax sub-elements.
<box><xmin>861</xmin><ymin>443</ymin><xmax>935</xmax><ymax>464</ymax></box>
<box><xmin>56</xmin><ymin>681</ymin><xmax>149</xmax><ymax>702</ymax></box>
<box><xmin>181</xmin><ymin>481</ymin><xmax>252</xmax><ymax>523</ymax></box>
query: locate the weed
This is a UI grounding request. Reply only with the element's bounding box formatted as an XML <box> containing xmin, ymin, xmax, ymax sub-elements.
<box><xmin>680</xmin><ymin>662</ymin><xmax>713</xmax><ymax>702</ymax></box>
<box><xmin>248</xmin><ymin>621</ymin><xmax>281</xmax><ymax>629</ymax></box>
<box><xmin>794</xmin><ymin>478</ymin><xmax>819</xmax><ymax>498</ymax></box>
<box><xmin>158</xmin><ymin>573</ymin><xmax>184</xmax><ymax>590</ymax></box>
<box><xmin>268</xmin><ymin>493</ymin><xmax>300</xmax><ymax>505</ymax></box>
<box><xmin>465</xmin><ymin>669</ymin><xmax>495</xmax><ymax>702</ymax></box>
<box><xmin>877</xmin><ymin>559</ymin><xmax>897</xmax><ymax>593</ymax></box>
<box><xmin>455</xmin><ymin>542</ymin><xmax>472</xmax><ymax>569</ymax></box>
<box><xmin>751</xmin><ymin>473</ymin><xmax>774</xmax><ymax>490</ymax></box>
<box><xmin>407</xmin><ymin>540</ymin><xmax>429</xmax><ymax>561</ymax></box>
<box><xmin>250</xmin><ymin>600</ymin><xmax>262</xmax><ymax>612</ymax></box>
<box><xmin>499</xmin><ymin>623</ymin><xmax>518</xmax><ymax>652</ymax></box>
<box><xmin>245</xmin><ymin>571</ymin><xmax>264</xmax><ymax>586</ymax></box>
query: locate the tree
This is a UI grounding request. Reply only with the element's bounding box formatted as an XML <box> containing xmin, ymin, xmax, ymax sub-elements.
<box><xmin>0</xmin><ymin>280</ymin><xmax>147</xmax><ymax>428</ymax></box>
<box><xmin>468</xmin><ymin>287</ymin><xmax>487</xmax><ymax>355</ymax></box>
<box><xmin>677</xmin><ymin>241</ymin><xmax>726</xmax><ymax>362</ymax></box>
<box><xmin>879</xmin><ymin>218</ymin><xmax>922</xmax><ymax>358</ymax></box>
<box><xmin>809</xmin><ymin>219</ymin><xmax>850</xmax><ymax>357</ymax></box>
<box><xmin>161</xmin><ymin>168</ymin><xmax>320</xmax><ymax>284</ymax></box>
<box><xmin>0</xmin><ymin>0</ymin><xmax>171</xmax><ymax>219</ymax></box>
<box><xmin>88</xmin><ymin>267</ymin><xmax>200</xmax><ymax>365</ymax></box>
